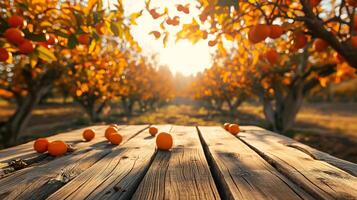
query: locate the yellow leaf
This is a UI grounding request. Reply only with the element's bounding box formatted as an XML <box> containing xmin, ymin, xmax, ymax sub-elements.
<box><xmin>130</xmin><ymin>11</ymin><xmax>143</xmax><ymax>25</ymax></box>
<box><xmin>37</xmin><ymin>46</ymin><xmax>57</xmax><ymax>62</ymax></box>
<box><xmin>88</xmin><ymin>40</ymin><xmax>96</xmax><ymax>53</ymax></box>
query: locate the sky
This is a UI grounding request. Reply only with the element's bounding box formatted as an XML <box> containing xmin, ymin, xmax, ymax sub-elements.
<box><xmin>116</xmin><ymin>0</ymin><xmax>213</xmax><ymax>76</ymax></box>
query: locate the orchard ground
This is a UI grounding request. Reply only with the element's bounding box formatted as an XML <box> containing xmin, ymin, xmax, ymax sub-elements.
<box><xmin>1</xmin><ymin>101</ymin><xmax>356</xmax><ymax>163</ymax></box>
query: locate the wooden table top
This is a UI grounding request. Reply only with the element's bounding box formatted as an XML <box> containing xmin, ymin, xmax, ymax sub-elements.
<box><xmin>0</xmin><ymin>125</ymin><xmax>356</xmax><ymax>200</ymax></box>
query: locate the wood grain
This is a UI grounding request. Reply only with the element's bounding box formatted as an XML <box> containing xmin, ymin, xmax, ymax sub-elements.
<box><xmin>0</xmin><ymin>125</ymin><xmax>147</xmax><ymax>200</ymax></box>
<box><xmin>47</xmin><ymin>125</ymin><xmax>171</xmax><ymax>200</ymax></box>
<box><xmin>0</xmin><ymin>125</ymin><xmax>113</xmax><ymax>165</ymax></box>
<box><xmin>132</xmin><ymin>126</ymin><xmax>220</xmax><ymax>200</ymax></box>
<box><xmin>0</xmin><ymin>125</ymin><xmax>129</xmax><ymax>179</ymax></box>
<box><xmin>239</xmin><ymin>126</ymin><xmax>357</xmax><ymax>200</ymax></box>
<box><xmin>198</xmin><ymin>126</ymin><xmax>313</xmax><ymax>200</ymax></box>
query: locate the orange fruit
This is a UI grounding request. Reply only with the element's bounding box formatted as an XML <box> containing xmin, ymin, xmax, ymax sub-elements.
<box><xmin>4</xmin><ymin>28</ymin><xmax>25</xmax><ymax>45</ymax></box>
<box><xmin>313</xmin><ymin>38</ymin><xmax>328</xmax><ymax>52</ymax></box>
<box><xmin>105</xmin><ymin>126</ymin><xmax>118</xmax><ymax>139</ymax></box>
<box><xmin>149</xmin><ymin>126</ymin><xmax>158</xmax><ymax>136</ymax></box>
<box><xmin>228</xmin><ymin>124</ymin><xmax>240</xmax><ymax>135</ymax></box>
<box><xmin>292</xmin><ymin>32</ymin><xmax>307</xmax><ymax>50</ymax></box>
<box><xmin>108</xmin><ymin>133</ymin><xmax>122</xmax><ymax>145</ymax></box>
<box><xmin>346</xmin><ymin>0</ymin><xmax>357</xmax><ymax>7</ymax></box>
<box><xmin>77</xmin><ymin>34</ymin><xmax>91</xmax><ymax>45</ymax></box>
<box><xmin>309</xmin><ymin>0</ymin><xmax>321</xmax><ymax>7</ymax></box>
<box><xmin>223</xmin><ymin>123</ymin><xmax>230</xmax><ymax>131</ymax></box>
<box><xmin>18</xmin><ymin>40</ymin><xmax>35</xmax><ymax>54</ymax></box>
<box><xmin>156</xmin><ymin>132</ymin><xmax>173</xmax><ymax>150</ymax></box>
<box><xmin>248</xmin><ymin>24</ymin><xmax>270</xmax><ymax>44</ymax></box>
<box><xmin>0</xmin><ymin>48</ymin><xmax>10</xmax><ymax>62</ymax></box>
<box><xmin>34</xmin><ymin>138</ymin><xmax>49</xmax><ymax>153</ymax></box>
<box><xmin>265</xmin><ymin>49</ymin><xmax>279</xmax><ymax>65</ymax></box>
<box><xmin>7</xmin><ymin>15</ymin><xmax>25</xmax><ymax>28</ymax></box>
<box><xmin>83</xmin><ymin>129</ymin><xmax>95</xmax><ymax>141</ymax></box>
<box><xmin>46</xmin><ymin>34</ymin><xmax>57</xmax><ymax>45</ymax></box>
<box><xmin>269</xmin><ymin>25</ymin><xmax>284</xmax><ymax>39</ymax></box>
<box><xmin>48</xmin><ymin>140</ymin><xmax>68</xmax><ymax>156</ymax></box>
<box><xmin>351</xmin><ymin>36</ymin><xmax>357</xmax><ymax>48</ymax></box>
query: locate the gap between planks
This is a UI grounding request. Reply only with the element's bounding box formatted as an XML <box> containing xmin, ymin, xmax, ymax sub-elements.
<box><xmin>132</xmin><ymin>125</ymin><xmax>220</xmax><ymax>200</ymax></box>
<box><xmin>197</xmin><ymin>126</ymin><xmax>314</xmax><ymax>200</ymax></box>
<box><xmin>236</xmin><ymin>126</ymin><xmax>357</xmax><ymax>200</ymax></box>
<box><xmin>47</xmin><ymin>125</ymin><xmax>172</xmax><ymax>200</ymax></box>
<box><xmin>0</xmin><ymin>125</ymin><xmax>148</xmax><ymax>200</ymax></box>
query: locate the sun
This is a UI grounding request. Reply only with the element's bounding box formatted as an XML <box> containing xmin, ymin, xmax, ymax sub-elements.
<box><xmin>118</xmin><ymin>0</ymin><xmax>213</xmax><ymax>75</ymax></box>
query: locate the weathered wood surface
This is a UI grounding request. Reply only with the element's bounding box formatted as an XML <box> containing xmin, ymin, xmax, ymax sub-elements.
<box><xmin>0</xmin><ymin>125</ymin><xmax>147</xmax><ymax>199</ymax></box>
<box><xmin>198</xmin><ymin>126</ymin><xmax>313</xmax><ymax>200</ymax></box>
<box><xmin>47</xmin><ymin>125</ymin><xmax>170</xmax><ymax>200</ymax></box>
<box><xmin>0</xmin><ymin>125</ymin><xmax>116</xmax><ymax>166</ymax></box>
<box><xmin>0</xmin><ymin>124</ymin><xmax>356</xmax><ymax>200</ymax></box>
<box><xmin>132</xmin><ymin>126</ymin><xmax>220</xmax><ymax>200</ymax></box>
<box><xmin>238</xmin><ymin>126</ymin><xmax>357</xmax><ymax>200</ymax></box>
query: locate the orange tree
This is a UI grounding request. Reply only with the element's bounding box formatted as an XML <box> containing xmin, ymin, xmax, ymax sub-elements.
<box><xmin>145</xmin><ymin>0</ymin><xmax>357</xmax><ymax>132</ymax></box>
<box><xmin>191</xmin><ymin>52</ymin><xmax>248</xmax><ymax>115</ymax></box>
<box><xmin>0</xmin><ymin>0</ymin><xmax>138</xmax><ymax>145</ymax></box>
<box><xmin>148</xmin><ymin>0</ymin><xmax>357</xmax><ymax>69</ymax></box>
<box><xmin>250</xmin><ymin>42</ymin><xmax>354</xmax><ymax>132</ymax></box>
<box><xmin>58</xmin><ymin>40</ymin><xmax>130</xmax><ymax>122</ymax></box>
<box><xmin>116</xmin><ymin>55</ymin><xmax>175</xmax><ymax>115</ymax></box>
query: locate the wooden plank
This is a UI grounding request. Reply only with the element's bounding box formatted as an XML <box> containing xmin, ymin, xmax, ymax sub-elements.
<box><xmin>0</xmin><ymin>125</ymin><xmax>128</xmax><ymax>178</ymax></box>
<box><xmin>238</xmin><ymin>126</ymin><xmax>357</xmax><ymax>200</ymax></box>
<box><xmin>132</xmin><ymin>126</ymin><xmax>220</xmax><ymax>200</ymax></box>
<box><xmin>287</xmin><ymin>142</ymin><xmax>357</xmax><ymax>176</ymax></box>
<box><xmin>198</xmin><ymin>126</ymin><xmax>313</xmax><ymax>200</ymax></box>
<box><xmin>47</xmin><ymin>125</ymin><xmax>171</xmax><ymax>200</ymax></box>
<box><xmin>242</xmin><ymin>126</ymin><xmax>357</xmax><ymax>176</ymax></box>
<box><xmin>0</xmin><ymin>125</ymin><xmax>113</xmax><ymax>165</ymax></box>
<box><xmin>0</xmin><ymin>125</ymin><xmax>147</xmax><ymax>200</ymax></box>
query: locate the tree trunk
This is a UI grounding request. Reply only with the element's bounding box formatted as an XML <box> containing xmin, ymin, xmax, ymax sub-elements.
<box><xmin>121</xmin><ymin>97</ymin><xmax>134</xmax><ymax>116</ymax></box>
<box><xmin>79</xmin><ymin>99</ymin><xmax>107</xmax><ymax>122</ymax></box>
<box><xmin>1</xmin><ymin>86</ymin><xmax>51</xmax><ymax>146</ymax></box>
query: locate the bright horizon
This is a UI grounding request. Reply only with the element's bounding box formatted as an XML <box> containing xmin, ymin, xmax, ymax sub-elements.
<box><xmin>119</xmin><ymin>0</ymin><xmax>214</xmax><ymax>76</ymax></box>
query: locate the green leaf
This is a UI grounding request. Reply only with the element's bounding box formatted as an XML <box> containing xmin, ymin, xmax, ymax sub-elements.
<box><xmin>92</xmin><ymin>31</ymin><xmax>100</xmax><ymax>40</ymax></box>
<box><xmin>217</xmin><ymin>0</ymin><xmax>235</xmax><ymax>6</ymax></box>
<box><xmin>55</xmin><ymin>30</ymin><xmax>70</xmax><ymax>38</ymax></box>
<box><xmin>16</xmin><ymin>3</ymin><xmax>29</xmax><ymax>11</ymax></box>
<box><xmin>23</xmin><ymin>30</ymin><xmax>47</xmax><ymax>42</ymax></box>
<box><xmin>68</xmin><ymin>34</ymin><xmax>77</xmax><ymax>49</ymax></box>
<box><xmin>37</xmin><ymin>46</ymin><xmax>57</xmax><ymax>62</ymax></box>
<box><xmin>74</xmin><ymin>13</ymin><xmax>83</xmax><ymax>29</ymax></box>
<box><xmin>0</xmin><ymin>18</ymin><xmax>9</xmax><ymax>34</ymax></box>
<box><xmin>110</xmin><ymin>21</ymin><xmax>120</xmax><ymax>36</ymax></box>
<box><xmin>93</xmin><ymin>11</ymin><xmax>104</xmax><ymax>24</ymax></box>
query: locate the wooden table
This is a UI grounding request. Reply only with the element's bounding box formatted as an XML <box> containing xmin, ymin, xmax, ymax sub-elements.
<box><xmin>0</xmin><ymin>125</ymin><xmax>356</xmax><ymax>200</ymax></box>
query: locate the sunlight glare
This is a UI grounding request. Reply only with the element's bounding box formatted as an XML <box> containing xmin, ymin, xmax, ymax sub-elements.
<box><xmin>115</xmin><ymin>0</ymin><xmax>214</xmax><ymax>75</ymax></box>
